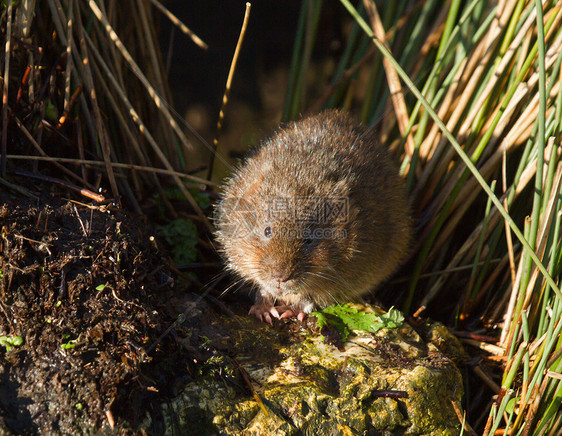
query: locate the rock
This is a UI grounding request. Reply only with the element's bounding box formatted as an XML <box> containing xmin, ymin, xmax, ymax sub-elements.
<box><xmin>143</xmin><ymin>303</ymin><xmax>464</xmax><ymax>435</ymax></box>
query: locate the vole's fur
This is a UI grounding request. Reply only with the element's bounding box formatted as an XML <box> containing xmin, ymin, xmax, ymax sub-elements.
<box><xmin>215</xmin><ymin>110</ymin><xmax>411</xmax><ymax>322</ymax></box>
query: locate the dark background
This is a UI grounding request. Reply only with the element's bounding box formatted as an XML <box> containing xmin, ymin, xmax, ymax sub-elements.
<box><xmin>159</xmin><ymin>0</ymin><xmax>345</xmax><ymax>117</ymax></box>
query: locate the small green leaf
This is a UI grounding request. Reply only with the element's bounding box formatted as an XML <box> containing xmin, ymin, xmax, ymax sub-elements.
<box><xmin>95</xmin><ymin>284</ymin><xmax>106</xmax><ymax>291</ymax></box>
<box><xmin>310</xmin><ymin>305</ymin><xmax>405</xmax><ymax>341</ymax></box>
<box><xmin>505</xmin><ymin>396</ymin><xmax>519</xmax><ymax>415</ymax></box>
<box><xmin>0</xmin><ymin>335</ymin><xmax>24</xmax><ymax>351</ymax></box>
<box><xmin>378</xmin><ymin>307</ymin><xmax>405</xmax><ymax>329</ymax></box>
<box><xmin>44</xmin><ymin>99</ymin><xmax>59</xmax><ymax>122</ymax></box>
<box><xmin>61</xmin><ymin>339</ymin><xmax>77</xmax><ymax>350</ymax></box>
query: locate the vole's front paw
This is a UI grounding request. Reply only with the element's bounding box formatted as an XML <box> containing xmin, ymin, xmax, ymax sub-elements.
<box><xmin>249</xmin><ymin>304</ymin><xmax>307</xmax><ymax>324</ymax></box>
<box><xmin>278</xmin><ymin>307</ymin><xmax>307</xmax><ymax>322</ymax></box>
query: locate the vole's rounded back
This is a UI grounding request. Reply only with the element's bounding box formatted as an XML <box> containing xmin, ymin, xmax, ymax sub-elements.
<box><xmin>215</xmin><ymin>110</ymin><xmax>411</xmax><ymax>321</ymax></box>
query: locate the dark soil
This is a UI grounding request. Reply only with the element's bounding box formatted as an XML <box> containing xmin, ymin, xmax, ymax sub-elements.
<box><xmin>0</xmin><ymin>188</ymin><xmax>207</xmax><ymax>434</ymax></box>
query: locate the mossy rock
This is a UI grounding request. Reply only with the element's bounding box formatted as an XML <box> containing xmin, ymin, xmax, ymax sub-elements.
<box><xmin>142</xmin><ymin>303</ymin><xmax>464</xmax><ymax>435</ymax></box>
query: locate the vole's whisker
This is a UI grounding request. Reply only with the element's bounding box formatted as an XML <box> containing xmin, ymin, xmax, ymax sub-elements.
<box><xmin>219</xmin><ymin>277</ymin><xmax>245</xmax><ymax>297</ymax></box>
<box><xmin>310</xmin><ymin>269</ymin><xmax>348</xmax><ymax>289</ymax></box>
<box><xmin>305</xmin><ymin>271</ymin><xmax>339</xmax><ymax>285</ymax></box>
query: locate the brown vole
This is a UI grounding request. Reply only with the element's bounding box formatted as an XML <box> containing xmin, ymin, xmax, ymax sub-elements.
<box><xmin>215</xmin><ymin>110</ymin><xmax>411</xmax><ymax>323</ymax></box>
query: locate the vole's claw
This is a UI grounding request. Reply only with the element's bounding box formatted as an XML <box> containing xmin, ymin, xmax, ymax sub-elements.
<box><xmin>279</xmin><ymin>308</ymin><xmax>295</xmax><ymax>319</ymax></box>
<box><xmin>269</xmin><ymin>306</ymin><xmax>280</xmax><ymax>319</ymax></box>
<box><xmin>263</xmin><ymin>312</ymin><xmax>273</xmax><ymax>325</ymax></box>
<box><xmin>249</xmin><ymin>304</ymin><xmax>305</xmax><ymax>323</ymax></box>
<box><xmin>249</xmin><ymin>304</ymin><xmax>275</xmax><ymax>324</ymax></box>
<box><xmin>277</xmin><ymin>306</ymin><xmax>307</xmax><ymax>321</ymax></box>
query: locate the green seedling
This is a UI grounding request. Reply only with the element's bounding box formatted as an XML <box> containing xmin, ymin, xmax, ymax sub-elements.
<box><xmin>0</xmin><ymin>335</ymin><xmax>24</xmax><ymax>351</ymax></box>
<box><xmin>61</xmin><ymin>335</ymin><xmax>77</xmax><ymax>350</ymax></box>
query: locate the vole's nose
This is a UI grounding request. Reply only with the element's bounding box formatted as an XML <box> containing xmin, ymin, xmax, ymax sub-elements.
<box><xmin>271</xmin><ymin>265</ymin><xmax>293</xmax><ymax>283</ymax></box>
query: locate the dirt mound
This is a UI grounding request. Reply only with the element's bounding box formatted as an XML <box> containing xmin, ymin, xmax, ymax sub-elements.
<box><xmin>0</xmin><ymin>192</ymin><xmax>192</xmax><ymax>434</ymax></box>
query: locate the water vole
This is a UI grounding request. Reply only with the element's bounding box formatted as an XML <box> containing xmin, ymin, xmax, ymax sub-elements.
<box><xmin>215</xmin><ymin>110</ymin><xmax>411</xmax><ymax>323</ymax></box>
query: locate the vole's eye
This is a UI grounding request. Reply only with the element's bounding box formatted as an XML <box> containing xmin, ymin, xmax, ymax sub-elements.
<box><xmin>303</xmin><ymin>236</ymin><xmax>314</xmax><ymax>245</ymax></box>
<box><xmin>303</xmin><ymin>229</ymin><xmax>316</xmax><ymax>246</ymax></box>
<box><xmin>264</xmin><ymin>226</ymin><xmax>272</xmax><ymax>238</ymax></box>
